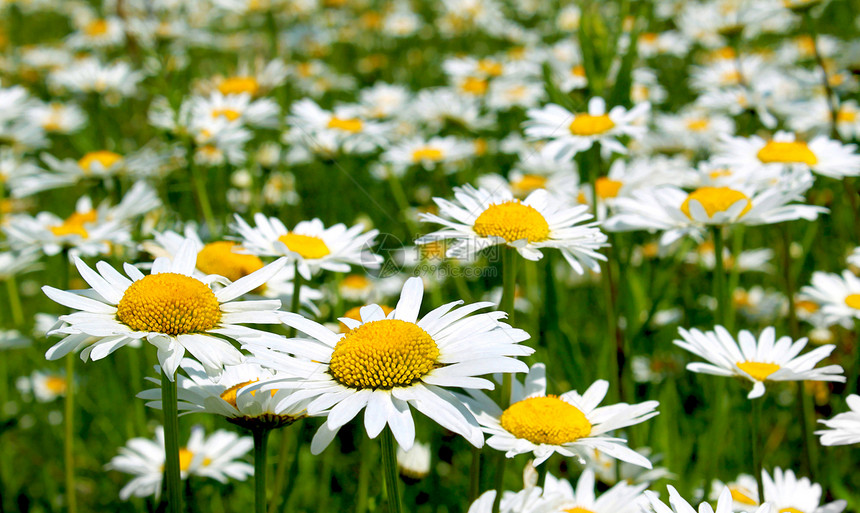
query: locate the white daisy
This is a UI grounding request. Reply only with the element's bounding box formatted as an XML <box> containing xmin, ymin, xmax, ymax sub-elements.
<box><xmin>49</xmin><ymin>57</ymin><xmax>144</xmax><ymax>101</ymax></box>
<box><xmin>286</xmin><ymin>98</ymin><xmax>388</xmax><ymax>155</ymax></box>
<box><xmin>41</xmin><ymin>241</ymin><xmax>287</xmax><ymax>379</ymax></box>
<box><xmin>461</xmin><ymin>363</ymin><xmax>659</xmax><ymax>467</ymax></box>
<box><xmin>710</xmin><ymin>474</ymin><xmax>760</xmax><ymax>512</ymax></box>
<box><xmin>646</xmin><ymin>486</ymin><xmax>771</xmax><ymax>513</ymax></box>
<box><xmin>816</xmin><ymin>394</ymin><xmax>860</xmax><ymax>446</ymax></box>
<box><xmin>19</xmin><ymin>370</ymin><xmax>69</xmax><ymax>402</ymax></box>
<box><xmin>762</xmin><ymin>468</ymin><xmax>846</xmax><ymax>513</ymax></box>
<box><xmin>714</xmin><ymin>131</ymin><xmax>860</xmax><ymax>180</ymax></box>
<box><xmin>25</xmin><ymin>101</ymin><xmax>86</xmax><ymax>134</ymax></box>
<box><xmin>396</xmin><ymin>440</ymin><xmax>431</xmax><ymax>481</ymax></box>
<box><xmin>582</xmin><ymin>446</ymin><xmax>674</xmax><ymax>486</ymax></box>
<box><xmin>106</xmin><ymin>425</ymin><xmax>253</xmax><ymax>501</ymax></box>
<box><xmin>138</xmin><ymin>358</ymin><xmax>309</xmax><ymax>431</ymax></box>
<box><xmin>189</xmin><ymin>91</ymin><xmax>280</xmax><ymax>128</ymax></box>
<box><xmin>524</xmin><ymin>97</ymin><xmax>650</xmax><ymax>160</ymax></box>
<box><xmin>673</xmin><ymin>326</ymin><xmax>845</xmax><ymax>399</ymax></box>
<box><xmin>241</xmin><ymin>277</ymin><xmax>533</xmax><ymax>453</ymax></box>
<box><xmin>848</xmin><ymin>247</ymin><xmax>860</xmax><ymax>268</ymax></box>
<box><xmin>381</xmin><ymin>136</ymin><xmax>474</xmax><ymax>172</ymax></box>
<box><xmin>417</xmin><ymin>185</ymin><xmax>608</xmax><ymax>274</ymax></box>
<box><xmin>468</xmin><ymin>486</ymin><xmax>559</xmax><ymax>513</ymax></box>
<box><xmin>604</xmin><ymin>179</ymin><xmax>826</xmax><ymax>248</ymax></box>
<box><xmin>798</xmin><ymin>271</ymin><xmax>860</xmax><ymax>329</ymax></box>
<box><xmin>232</xmin><ymin>214</ymin><xmax>382</xmax><ymax>280</ymax></box>
<box><xmin>541</xmin><ymin>470</ymin><xmax>648</xmax><ymax>513</ymax></box>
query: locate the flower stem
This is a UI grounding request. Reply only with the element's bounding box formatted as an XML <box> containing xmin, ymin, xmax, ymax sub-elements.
<box><xmin>287</xmin><ymin>262</ymin><xmax>302</xmax><ymax>338</ymax></box>
<box><xmin>381</xmin><ymin>429</ymin><xmax>403</xmax><ymax>513</ymax></box>
<box><xmin>469</xmin><ymin>447</ymin><xmax>481</xmax><ymax>502</ymax></box>
<box><xmin>253</xmin><ymin>429</ymin><xmax>271</xmax><ymax>513</ymax></box>
<box><xmin>64</xmin><ymin>354</ymin><xmax>76</xmax><ymax>513</ymax></box>
<box><xmin>356</xmin><ymin>434</ymin><xmax>372</xmax><ymax>513</ymax></box>
<box><xmin>388</xmin><ymin>172</ymin><xmax>420</xmax><ymax>238</ymax></box>
<box><xmin>751</xmin><ymin>397</ymin><xmax>764</xmax><ymax>503</ymax></box>
<box><xmin>188</xmin><ymin>142</ymin><xmax>218</xmax><ymax>236</ymax></box>
<box><xmin>161</xmin><ymin>369</ymin><xmax>183</xmax><ymax>513</ymax></box>
<box><xmin>802</xmin><ymin>11</ymin><xmax>840</xmax><ymax>140</ymax></box>
<box><xmin>4</xmin><ymin>278</ymin><xmax>24</xmax><ymax>329</ymax></box>
<box><xmin>492</xmin><ymin>248</ymin><xmax>517</xmax><ymax>513</ymax></box>
<box><xmin>711</xmin><ymin>226</ymin><xmax>727</xmax><ymax>326</ymax></box>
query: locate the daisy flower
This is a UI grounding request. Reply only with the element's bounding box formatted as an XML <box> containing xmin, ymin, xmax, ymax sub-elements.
<box><xmin>849</xmin><ymin>247</ymin><xmax>860</xmax><ymax>268</ymax></box>
<box><xmin>381</xmin><ymin>136</ymin><xmax>473</xmax><ymax>172</ymax></box>
<box><xmin>524</xmin><ymin>97</ymin><xmax>650</xmax><ymax>160</ymax></box>
<box><xmin>286</xmin><ymin>98</ymin><xmax>388</xmax><ymax>155</ymax></box>
<box><xmin>468</xmin><ymin>486</ymin><xmax>559</xmax><ymax>513</ymax></box>
<box><xmin>583</xmin><ymin>446</ymin><xmax>674</xmax><ymax>486</ymax></box>
<box><xmin>417</xmin><ymin>185</ymin><xmax>608</xmax><ymax>274</ymax></box>
<box><xmin>106</xmin><ymin>425</ymin><xmax>253</xmax><ymax>501</ymax></box>
<box><xmin>646</xmin><ymin>486</ymin><xmax>771</xmax><ymax>513</ymax></box>
<box><xmin>17</xmin><ymin>370</ymin><xmax>69</xmax><ymax>402</ymax></box>
<box><xmin>138</xmin><ymin>358</ymin><xmax>309</xmax><ymax>431</ymax></box>
<box><xmin>241</xmin><ymin>277</ymin><xmax>534</xmax><ymax>453</ymax></box>
<box><xmin>673</xmin><ymin>326</ymin><xmax>845</xmax><ymax>399</ymax></box>
<box><xmin>189</xmin><ymin>91</ymin><xmax>280</xmax><ymax>128</ymax></box>
<box><xmin>710</xmin><ymin>474</ymin><xmax>760</xmax><ymax>512</ymax></box>
<box><xmin>232</xmin><ymin>214</ymin><xmax>383</xmax><ymax>280</ymax></box>
<box><xmin>213</xmin><ymin>59</ymin><xmax>288</xmax><ymax>97</ymax></box>
<box><xmin>25</xmin><ymin>101</ymin><xmax>86</xmax><ymax>135</ymax></box>
<box><xmin>798</xmin><ymin>271</ymin><xmax>860</xmax><ymax>329</ymax></box>
<box><xmin>42</xmin><ymin>241</ymin><xmax>287</xmax><ymax>379</ymax></box>
<box><xmin>603</xmin><ymin>180</ymin><xmax>826</xmax><ymax>248</ymax></box>
<box><xmin>714</xmin><ymin>131</ymin><xmax>860</xmax><ymax>180</ymax></box>
<box><xmin>397</xmin><ymin>441</ymin><xmax>431</xmax><ymax>482</ymax></box>
<box><xmin>816</xmin><ymin>394</ymin><xmax>860</xmax><ymax>446</ymax></box>
<box><xmin>49</xmin><ymin>57</ymin><xmax>143</xmax><ymax>102</ymax></box>
<box><xmin>541</xmin><ymin>470</ymin><xmax>648</xmax><ymax>513</ymax></box>
<box><xmin>461</xmin><ymin>363</ymin><xmax>659</xmax><ymax>467</ymax></box>
<box><xmin>761</xmin><ymin>468</ymin><xmax>846</xmax><ymax>513</ymax></box>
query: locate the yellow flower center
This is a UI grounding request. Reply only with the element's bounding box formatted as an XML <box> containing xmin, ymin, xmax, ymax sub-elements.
<box><xmin>780</xmin><ymin>509</ymin><xmax>804</xmax><ymax>513</ymax></box>
<box><xmin>709</xmin><ymin>169</ymin><xmax>732</xmax><ymax>180</ymax></box>
<box><xmin>721</xmin><ymin>70</ymin><xmax>742</xmax><ymax>85</ymax></box>
<box><xmin>218</xmin><ymin>76</ymin><xmax>259</xmax><ymax>96</ymax></box>
<box><xmin>511</xmin><ymin>174</ymin><xmax>547</xmax><ymax>196</ymax></box>
<box><xmin>277</xmin><ymin>233</ymin><xmax>330</xmax><ymax>259</ymax></box>
<box><xmin>565</xmin><ymin>508</ymin><xmax>596</xmax><ymax>513</ymax></box>
<box><xmin>836</xmin><ymin>109</ymin><xmax>857</xmax><ymax>123</ymax></box>
<box><xmin>736</xmin><ymin>361</ymin><xmax>781</xmax><ymax>381</ymax></box>
<box><xmin>478</xmin><ymin>59</ymin><xmax>503</xmax><ymax>76</ymax></box>
<box><xmin>329</xmin><ymin>319</ymin><xmax>439</xmax><ymax>389</ymax></box>
<box><xmin>212</xmin><ymin>108</ymin><xmax>242</xmax><ymax>121</ymax></box>
<box><xmin>116</xmin><ymin>273</ymin><xmax>221</xmax><ymax>335</ymax></box>
<box><xmin>571</xmin><ymin>65</ymin><xmax>586</xmax><ymax>78</ymax></box>
<box><xmin>50</xmin><ymin>210</ymin><xmax>98</xmax><ymax>238</ymax></box>
<box><xmin>219</xmin><ymin>379</ymin><xmax>277</xmax><ymax>408</ymax></box>
<box><xmin>595</xmin><ymin>177</ymin><xmax>623</xmax><ymax>199</ymax></box>
<box><xmin>680</xmin><ymin>187</ymin><xmax>752</xmax><ymax>220</ymax></box>
<box><xmin>730</xmin><ymin>487</ymin><xmax>758</xmax><ymax>505</ymax></box>
<box><xmin>342</xmin><ymin>274</ymin><xmax>371</xmax><ymax>290</ymax></box>
<box><xmin>327</xmin><ymin>116</ymin><xmax>363</xmax><ymax>133</ymax></box>
<box><xmin>461</xmin><ymin>76</ymin><xmax>488</xmax><ymax>95</ymax></box>
<box><xmin>78</xmin><ymin>150</ymin><xmax>122</xmax><ymax>172</ymax></box>
<box><xmin>473</xmin><ymin>201</ymin><xmax>550</xmax><ymax>243</ymax></box>
<box><xmin>411</xmin><ymin>147</ymin><xmax>444</xmax><ymax>163</ymax></box>
<box><xmin>845</xmin><ymin>294</ymin><xmax>860</xmax><ymax>310</ymax></box>
<box><xmin>339</xmin><ymin>305</ymin><xmax>394</xmax><ymax>333</ymax></box>
<box><xmin>500</xmin><ymin>395</ymin><xmax>592</xmax><ymax>445</ymax></box>
<box><xmin>196</xmin><ymin>241</ymin><xmax>264</xmax><ymax>283</ymax></box>
<box><xmin>795</xmin><ymin>299</ymin><xmax>819</xmax><ymax>313</ymax></box>
<box><xmin>44</xmin><ymin>376</ymin><xmax>67</xmax><ymax>394</ymax></box>
<box><xmin>569</xmin><ymin>114</ymin><xmax>615</xmax><ymax>136</ymax></box>
<box><xmin>756</xmin><ymin>141</ymin><xmax>818</xmax><ymax>166</ymax></box>
<box><xmin>686</xmin><ymin>119</ymin><xmax>710</xmax><ymax>131</ymax></box>
<box><xmin>84</xmin><ymin>19</ymin><xmax>109</xmax><ymax>37</ymax></box>
<box><xmin>179</xmin><ymin>448</ymin><xmax>194</xmax><ymax>472</ymax></box>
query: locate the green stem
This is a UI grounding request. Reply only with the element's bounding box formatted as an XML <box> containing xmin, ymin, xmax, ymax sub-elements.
<box><xmin>751</xmin><ymin>398</ymin><xmax>764</xmax><ymax>503</ymax></box>
<box><xmin>381</xmin><ymin>429</ymin><xmax>403</xmax><ymax>513</ymax></box>
<box><xmin>288</xmin><ymin>263</ymin><xmax>302</xmax><ymax>336</ymax></box>
<box><xmin>536</xmin><ymin>461</ymin><xmax>549</xmax><ymax>489</ymax></box>
<box><xmin>5</xmin><ymin>278</ymin><xmax>24</xmax><ymax>328</ymax></box>
<box><xmin>388</xmin><ymin>172</ymin><xmax>419</xmax><ymax>238</ymax></box>
<box><xmin>253</xmin><ymin>429</ymin><xmax>270</xmax><ymax>513</ymax></box>
<box><xmin>188</xmin><ymin>143</ymin><xmax>218</xmax><ymax>236</ymax></box>
<box><xmin>161</xmin><ymin>370</ymin><xmax>183</xmax><ymax>513</ymax></box>
<box><xmin>803</xmin><ymin>11</ymin><xmax>840</xmax><ymax>140</ymax></box>
<box><xmin>276</xmin><ymin>424</ymin><xmax>303</xmax><ymax>513</ymax></box>
<box><xmin>492</xmin><ymin>248</ymin><xmax>517</xmax><ymax>513</ymax></box>
<box><xmin>356</xmin><ymin>434</ymin><xmax>372</xmax><ymax>513</ymax></box>
<box><xmin>469</xmin><ymin>447</ymin><xmax>481</xmax><ymax>502</ymax></box>
<box><xmin>712</xmin><ymin>226</ymin><xmax>727</xmax><ymax>326</ymax></box>
<box><xmin>64</xmin><ymin>355</ymin><xmax>77</xmax><ymax>513</ymax></box>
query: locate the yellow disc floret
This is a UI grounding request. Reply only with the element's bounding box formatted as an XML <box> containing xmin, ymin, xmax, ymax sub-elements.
<box><xmin>511</xmin><ymin>174</ymin><xmax>547</xmax><ymax>196</ymax></box>
<box><xmin>179</xmin><ymin>448</ymin><xmax>194</xmax><ymax>472</ymax></box>
<box><xmin>595</xmin><ymin>177</ymin><xmax>623</xmax><ymax>199</ymax></box>
<box><xmin>277</xmin><ymin>233</ymin><xmax>331</xmax><ymax>259</ymax></box>
<box><xmin>565</xmin><ymin>508</ymin><xmax>597</xmax><ymax>513</ymax></box>
<box><xmin>844</xmin><ymin>294</ymin><xmax>860</xmax><ymax>310</ymax></box>
<box><xmin>730</xmin><ymin>488</ymin><xmax>758</xmax><ymax>506</ymax></box>
<box><xmin>329</xmin><ymin>319</ymin><xmax>439</xmax><ymax>389</ymax></box>
<box><xmin>569</xmin><ymin>114</ymin><xmax>615</xmax><ymax>136</ymax></box>
<box><xmin>218</xmin><ymin>76</ymin><xmax>259</xmax><ymax>96</ymax></box>
<box><xmin>473</xmin><ymin>201</ymin><xmax>550</xmax><ymax>243</ymax></box>
<box><xmin>79</xmin><ymin>151</ymin><xmax>122</xmax><ymax>173</ymax></box>
<box><xmin>680</xmin><ymin>187</ymin><xmax>751</xmax><ymax>220</ymax></box>
<box><xmin>756</xmin><ymin>141</ymin><xmax>818</xmax><ymax>166</ymax></box>
<box><xmin>500</xmin><ymin>395</ymin><xmax>592</xmax><ymax>445</ymax></box>
<box><xmin>196</xmin><ymin>241</ymin><xmax>264</xmax><ymax>283</ymax></box>
<box><xmin>736</xmin><ymin>361</ymin><xmax>781</xmax><ymax>381</ymax></box>
<box><xmin>50</xmin><ymin>210</ymin><xmax>98</xmax><ymax>238</ymax></box>
<box><xmin>327</xmin><ymin>116</ymin><xmax>363</xmax><ymax>133</ymax></box>
<box><xmin>411</xmin><ymin>147</ymin><xmax>444</xmax><ymax>163</ymax></box>
<box><xmin>84</xmin><ymin>19</ymin><xmax>109</xmax><ymax>37</ymax></box>
<box><xmin>116</xmin><ymin>273</ymin><xmax>221</xmax><ymax>335</ymax></box>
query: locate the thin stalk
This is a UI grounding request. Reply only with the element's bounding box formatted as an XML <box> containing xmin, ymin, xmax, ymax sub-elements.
<box><xmin>536</xmin><ymin>461</ymin><xmax>549</xmax><ymax>490</ymax></box>
<box><xmin>356</xmin><ymin>434</ymin><xmax>372</xmax><ymax>513</ymax></box>
<box><xmin>161</xmin><ymin>370</ymin><xmax>183</xmax><ymax>513</ymax></box>
<box><xmin>802</xmin><ymin>11</ymin><xmax>840</xmax><ymax>140</ymax></box>
<box><xmin>751</xmin><ymin>398</ymin><xmax>764</xmax><ymax>502</ymax></box>
<box><xmin>388</xmin><ymin>172</ymin><xmax>420</xmax><ymax>238</ymax></box>
<box><xmin>381</xmin><ymin>429</ymin><xmax>403</xmax><ymax>513</ymax></box>
<box><xmin>276</xmin><ymin>425</ymin><xmax>303</xmax><ymax>513</ymax></box>
<box><xmin>253</xmin><ymin>429</ymin><xmax>270</xmax><ymax>513</ymax></box>
<box><xmin>469</xmin><ymin>447</ymin><xmax>481</xmax><ymax>502</ymax></box>
<box><xmin>188</xmin><ymin>142</ymin><xmax>218</xmax><ymax>236</ymax></box>
<box><xmin>288</xmin><ymin>263</ymin><xmax>302</xmax><ymax>336</ymax></box>
<box><xmin>712</xmin><ymin>226</ymin><xmax>727</xmax><ymax>326</ymax></box>
<box><xmin>64</xmin><ymin>354</ymin><xmax>77</xmax><ymax>513</ymax></box>
<box><xmin>5</xmin><ymin>278</ymin><xmax>24</xmax><ymax>328</ymax></box>
<box><xmin>601</xmin><ymin>245</ymin><xmax>624</xmax><ymax>403</ymax></box>
<box><xmin>492</xmin><ymin>248</ymin><xmax>517</xmax><ymax>513</ymax></box>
